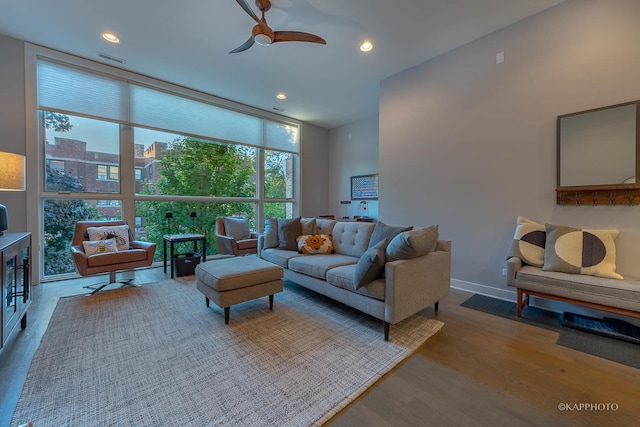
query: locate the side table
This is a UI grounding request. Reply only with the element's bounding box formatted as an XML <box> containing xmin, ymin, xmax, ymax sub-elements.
<box><xmin>163</xmin><ymin>233</ymin><xmax>207</xmax><ymax>278</ymax></box>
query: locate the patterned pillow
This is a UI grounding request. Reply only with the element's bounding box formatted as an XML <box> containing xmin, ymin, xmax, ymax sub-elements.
<box><xmin>82</xmin><ymin>239</ymin><xmax>118</xmax><ymax>256</ymax></box>
<box><xmin>297</xmin><ymin>234</ymin><xmax>335</xmax><ymax>254</ymax></box>
<box><xmin>542</xmin><ymin>223</ymin><xmax>623</xmax><ymax>280</ymax></box>
<box><xmin>507</xmin><ymin>216</ymin><xmax>546</xmax><ymax>267</ymax></box>
<box><xmin>87</xmin><ymin>225</ymin><xmax>130</xmax><ymax>251</ymax></box>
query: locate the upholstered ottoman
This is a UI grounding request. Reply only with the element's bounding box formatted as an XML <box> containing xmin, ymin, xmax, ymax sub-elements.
<box><xmin>195</xmin><ymin>256</ymin><xmax>284</xmax><ymax>324</ymax></box>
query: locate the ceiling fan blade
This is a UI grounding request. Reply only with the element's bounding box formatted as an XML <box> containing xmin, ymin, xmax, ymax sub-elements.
<box><xmin>229</xmin><ymin>37</ymin><xmax>255</xmax><ymax>53</ymax></box>
<box><xmin>273</xmin><ymin>31</ymin><xmax>326</xmax><ymax>45</ymax></box>
<box><xmin>234</xmin><ymin>0</ymin><xmax>261</xmax><ymax>23</ymax></box>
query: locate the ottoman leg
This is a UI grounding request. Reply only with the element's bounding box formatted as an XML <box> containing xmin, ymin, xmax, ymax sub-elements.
<box><xmin>224</xmin><ymin>307</ymin><xmax>230</xmax><ymax>324</ymax></box>
<box><xmin>205</xmin><ymin>297</ymin><xmax>210</xmax><ymax>307</ymax></box>
<box><xmin>269</xmin><ymin>294</ymin><xmax>274</xmax><ymax>310</ymax></box>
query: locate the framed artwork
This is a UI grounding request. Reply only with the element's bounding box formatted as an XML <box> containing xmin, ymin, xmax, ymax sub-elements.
<box><xmin>351</xmin><ymin>174</ymin><xmax>379</xmax><ymax>200</ymax></box>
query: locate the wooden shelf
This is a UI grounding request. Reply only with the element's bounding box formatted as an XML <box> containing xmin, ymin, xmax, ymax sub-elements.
<box><xmin>556</xmin><ymin>184</ymin><xmax>640</xmax><ymax>206</ymax></box>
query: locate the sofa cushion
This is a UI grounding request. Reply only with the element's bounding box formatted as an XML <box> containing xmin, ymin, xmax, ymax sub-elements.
<box><xmin>386</xmin><ymin>225</ymin><xmax>439</xmax><ymax>261</ymax></box>
<box><xmin>300</xmin><ymin>217</ymin><xmax>316</xmax><ymax>235</ymax></box>
<box><xmin>82</xmin><ymin>239</ymin><xmax>118</xmax><ymax>256</ymax></box>
<box><xmin>87</xmin><ymin>224</ymin><xmax>130</xmax><ymax>251</ymax></box>
<box><xmin>354</xmin><ymin>239</ymin><xmax>388</xmax><ymax>289</ymax></box>
<box><xmin>277</xmin><ymin>217</ymin><xmax>301</xmax><ymax>250</ymax></box>
<box><xmin>543</xmin><ymin>223</ymin><xmax>623</xmax><ymax>280</ymax></box>
<box><xmin>315</xmin><ymin>218</ymin><xmax>337</xmax><ymax>235</ymax></box>
<box><xmin>261</xmin><ymin>248</ymin><xmax>304</xmax><ymax>268</ymax></box>
<box><xmin>368</xmin><ymin>221</ymin><xmax>412</xmax><ymax>249</ymax></box>
<box><xmin>326</xmin><ymin>264</ymin><xmax>386</xmax><ymax>301</ymax></box>
<box><xmin>263</xmin><ymin>217</ymin><xmax>279</xmax><ymax>248</ymax></box>
<box><xmin>507</xmin><ymin>216</ymin><xmax>546</xmax><ymax>267</ymax></box>
<box><xmin>223</xmin><ymin>216</ymin><xmax>251</xmax><ymax>240</ymax></box>
<box><xmin>297</xmin><ymin>234</ymin><xmax>335</xmax><ymax>254</ymax></box>
<box><xmin>288</xmin><ymin>254</ymin><xmax>359</xmax><ymax>280</ymax></box>
<box><xmin>331</xmin><ymin>221</ymin><xmax>375</xmax><ymax>258</ymax></box>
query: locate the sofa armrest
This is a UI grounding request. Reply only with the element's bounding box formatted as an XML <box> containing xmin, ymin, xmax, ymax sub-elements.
<box><xmin>215</xmin><ymin>233</ymin><xmax>237</xmax><ymax>255</ymax></box>
<box><xmin>384</xmin><ymin>249</ymin><xmax>451</xmax><ymax>324</ymax></box>
<box><xmin>506</xmin><ymin>256</ymin><xmax>523</xmax><ymax>287</ymax></box>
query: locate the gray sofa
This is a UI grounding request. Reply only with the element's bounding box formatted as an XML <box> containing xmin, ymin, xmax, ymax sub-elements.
<box><xmin>258</xmin><ymin>218</ymin><xmax>451</xmax><ymax>340</ymax></box>
<box><xmin>507</xmin><ymin>257</ymin><xmax>640</xmax><ymax>319</ymax></box>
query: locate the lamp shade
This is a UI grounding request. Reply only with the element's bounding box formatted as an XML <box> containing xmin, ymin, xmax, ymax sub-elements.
<box><xmin>165</xmin><ymin>212</ymin><xmax>173</xmax><ymax>219</ymax></box>
<box><xmin>190</xmin><ymin>211</ymin><xmax>197</xmax><ymax>218</ymax></box>
<box><xmin>0</xmin><ymin>152</ymin><xmax>26</xmax><ymax>191</ymax></box>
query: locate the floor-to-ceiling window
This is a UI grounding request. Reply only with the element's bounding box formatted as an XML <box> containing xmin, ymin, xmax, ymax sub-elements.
<box><xmin>31</xmin><ymin>50</ymin><xmax>300</xmax><ymax>281</ymax></box>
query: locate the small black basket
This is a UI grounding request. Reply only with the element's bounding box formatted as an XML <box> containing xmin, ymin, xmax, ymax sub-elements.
<box><xmin>173</xmin><ymin>252</ymin><xmax>201</xmax><ymax>277</ymax></box>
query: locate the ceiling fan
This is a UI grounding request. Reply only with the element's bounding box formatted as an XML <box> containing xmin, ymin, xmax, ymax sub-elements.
<box><xmin>230</xmin><ymin>0</ymin><xmax>327</xmax><ymax>53</ymax></box>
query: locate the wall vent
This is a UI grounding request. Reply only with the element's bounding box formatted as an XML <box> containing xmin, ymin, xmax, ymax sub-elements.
<box><xmin>97</xmin><ymin>52</ymin><xmax>126</xmax><ymax>64</ymax></box>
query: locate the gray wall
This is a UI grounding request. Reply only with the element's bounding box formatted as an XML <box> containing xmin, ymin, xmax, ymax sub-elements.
<box><xmin>301</xmin><ymin>123</ymin><xmax>330</xmax><ymax>217</ymax></box>
<box><xmin>379</xmin><ymin>0</ymin><xmax>640</xmax><ymax>297</ymax></box>
<box><xmin>0</xmin><ymin>34</ymin><xmax>27</xmax><ymax>233</ymax></box>
<box><xmin>328</xmin><ymin>115</ymin><xmax>379</xmax><ymax>220</ymax></box>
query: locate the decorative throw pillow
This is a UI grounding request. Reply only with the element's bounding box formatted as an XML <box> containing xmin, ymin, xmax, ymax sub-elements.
<box><xmin>315</xmin><ymin>218</ymin><xmax>337</xmax><ymax>235</ymax></box>
<box><xmin>543</xmin><ymin>223</ymin><xmax>623</xmax><ymax>280</ymax></box>
<box><xmin>297</xmin><ymin>234</ymin><xmax>335</xmax><ymax>254</ymax></box>
<box><xmin>300</xmin><ymin>217</ymin><xmax>317</xmax><ymax>235</ymax></box>
<box><xmin>87</xmin><ymin>225</ymin><xmax>130</xmax><ymax>251</ymax></box>
<box><xmin>82</xmin><ymin>239</ymin><xmax>118</xmax><ymax>256</ymax></box>
<box><xmin>277</xmin><ymin>217</ymin><xmax>302</xmax><ymax>250</ymax></box>
<box><xmin>263</xmin><ymin>217</ymin><xmax>279</xmax><ymax>248</ymax></box>
<box><xmin>223</xmin><ymin>217</ymin><xmax>251</xmax><ymax>240</ymax></box>
<box><xmin>386</xmin><ymin>225</ymin><xmax>439</xmax><ymax>261</ymax></box>
<box><xmin>368</xmin><ymin>221</ymin><xmax>412</xmax><ymax>249</ymax></box>
<box><xmin>354</xmin><ymin>239</ymin><xmax>389</xmax><ymax>289</ymax></box>
<box><xmin>506</xmin><ymin>216</ymin><xmax>546</xmax><ymax>267</ymax></box>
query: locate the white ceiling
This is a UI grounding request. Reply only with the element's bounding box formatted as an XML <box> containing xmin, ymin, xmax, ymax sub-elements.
<box><xmin>0</xmin><ymin>0</ymin><xmax>565</xmax><ymax>129</ymax></box>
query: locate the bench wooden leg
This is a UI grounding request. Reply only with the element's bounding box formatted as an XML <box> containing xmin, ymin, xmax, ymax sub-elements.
<box><xmin>516</xmin><ymin>288</ymin><xmax>523</xmax><ymax>317</ymax></box>
<box><xmin>269</xmin><ymin>294</ymin><xmax>274</xmax><ymax>310</ymax></box>
<box><xmin>224</xmin><ymin>307</ymin><xmax>230</xmax><ymax>324</ymax></box>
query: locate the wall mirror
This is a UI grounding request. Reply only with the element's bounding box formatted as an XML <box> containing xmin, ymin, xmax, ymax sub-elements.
<box><xmin>556</xmin><ymin>101</ymin><xmax>640</xmax><ymax>205</ymax></box>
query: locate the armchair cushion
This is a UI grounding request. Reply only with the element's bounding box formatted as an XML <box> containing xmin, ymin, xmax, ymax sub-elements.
<box><xmin>82</xmin><ymin>239</ymin><xmax>118</xmax><ymax>256</ymax></box>
<box><xmin>222</xmin><ymin>217</ymin><xmax>251</xmax><ymax>240</ymax></box>
<box><xmin>87</xmin><ymin>224</ymin><xmax>130</xmax><ymax>251</ymax></box>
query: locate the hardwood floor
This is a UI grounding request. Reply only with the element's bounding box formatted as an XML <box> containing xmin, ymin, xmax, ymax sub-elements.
<box><xmin>1</xmin><ymin>268</ymin><xmax>638</xmax><ymax>426</ymax></box>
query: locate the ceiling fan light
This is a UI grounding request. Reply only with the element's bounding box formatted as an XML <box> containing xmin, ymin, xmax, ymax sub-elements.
<box><xmin>254</xmin><ymin>34</ymin><xmax>272</xmax><ymax>46</ymax></box>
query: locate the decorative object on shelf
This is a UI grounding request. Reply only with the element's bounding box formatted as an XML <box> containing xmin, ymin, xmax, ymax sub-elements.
<box><xmin>165</xmin><ymin>212</ymin><xmax>174</xmax><ymax>234</ymax></box>
<box><xmin>0</xmin><ymin>151</ymin><xmax>26</xmax><ymax>236</ymax></box>
<box><xmin>340</xmin><ymin>200</ymin><xmax>351</xmax><ymax>218</ymax></box>
<box><xmin>190</xmin><ymin>211</ymin><xmax>198</xmax><ymax>233</ymax></box>
<box><xmin>351</xmin><ymin>174</ymin><xmax>378</xmax><ymax>200</ymax></box>
<box><xmin>359</xmin><ymin>200</ymin><xmax>368</xmax><ymax>217</ymax></box>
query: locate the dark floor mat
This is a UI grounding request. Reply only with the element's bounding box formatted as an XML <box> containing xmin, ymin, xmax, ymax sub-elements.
<box><xmin>461</xmin><ymin>294</ymin><xmax>640</xmax><ymax>369</ymax></box>
<box><xmin>562</xmin><ymin>312</ymin><xmax>640</xmax><ymax>345</ymax></box>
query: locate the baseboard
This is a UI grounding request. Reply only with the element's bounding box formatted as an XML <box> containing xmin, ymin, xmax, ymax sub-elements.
<box><xmin>450</xmin><ymin>279</ymin><xmax>516</xmax><ymax>302</ymax></box>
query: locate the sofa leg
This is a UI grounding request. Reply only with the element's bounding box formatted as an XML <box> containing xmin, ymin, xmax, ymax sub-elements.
<box><xmin>384</xmin><ymin>321</ymin><xmax>390</xmax><ymax>341</ymax></box>
<box><xmin>516</xmin><ymin>289</ymin><xmax>523</xmax><ymax>317</ymax></box>
<box><xmin>434</xmin><ymin>301</ymin><xmax>439</xmax><ymax>312</ymax></box>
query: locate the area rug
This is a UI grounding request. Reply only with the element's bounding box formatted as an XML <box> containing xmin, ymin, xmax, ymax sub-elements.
<box><xmin>461</xmin><ymin>294</ymin><xmax>639</xmax><ymax>369</ymax></box>
<box><xmin>11</xmin><ymin>280</ymin><xmax>443</xmax><ymax>427</ymax></box>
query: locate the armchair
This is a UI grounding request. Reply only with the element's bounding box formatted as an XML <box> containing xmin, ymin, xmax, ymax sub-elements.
<box><xmin>215</xmin><ymin>216</ymin><xmax>259</xmax><ymax>255</ymax></box>
<box><xmin>70</xmin><ymin>220</ymin><xmax>156</xmax><ymax>295</ymax></box>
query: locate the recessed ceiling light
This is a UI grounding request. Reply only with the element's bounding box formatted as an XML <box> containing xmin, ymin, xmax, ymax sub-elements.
<box><xmin>360</xmin><ymin>41</ymin><xmax>373</xmax><ymax>52</ymax></box>
<box><xmin>102</xmin><ymin>32</ymin><xmax>120</xmax><ymax>43</ymax></box>
<box><xmin>276</xmin><ymin>93</ymin><xmax>287</xmax><ymax>100</ymax></box>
